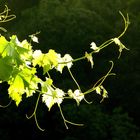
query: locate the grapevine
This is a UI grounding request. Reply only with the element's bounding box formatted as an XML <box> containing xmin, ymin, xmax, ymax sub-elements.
<box><xmin>0</xmin><ymin>6</ymin><xmax>129</xmax><ymax>131</ymax></box>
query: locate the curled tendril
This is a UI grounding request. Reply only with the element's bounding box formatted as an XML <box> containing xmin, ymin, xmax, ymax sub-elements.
<box><xmin>58</xmin><ymin>104</ymin><xmax>84</xmax><ymax>129</ymax></box>
<box><xmin>0</xmin><ymin>5</ymin><xmax>16</xmax><ymax>32</ymax></box>
<box><xmin>83</xmin><ymin>61</ymin><xmax>116</xmax><ymax>96</ymax></box>
<box><xmin>0</xmin><ymin>100</ymin><xmax>12</xmax><ymax>108</ymax></box>
<box><xmin>118</xmin><ymin>11</ymin><xmax>130</xmax><ymax>39</ymax></box>
<box><xmin>26</xmin><ymin>92</ymin><xmax>45</xmax><ymax>131</ymax></box>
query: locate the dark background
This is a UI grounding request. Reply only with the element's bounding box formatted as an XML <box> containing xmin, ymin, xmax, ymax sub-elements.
<box><xmin>0</xmin><ymin>0</ymin><xmax>140</xmax><ymax>139</ymax></box>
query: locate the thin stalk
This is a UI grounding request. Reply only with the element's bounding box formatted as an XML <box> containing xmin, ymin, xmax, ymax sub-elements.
<box><xmin>58</xmin><ymin>104</ymin><xmax>84</xmax><ymax>129</ymax></box>
<box><xmin>0</xmin><ymin>100</ymin><xmax>12</xmax><ymax>108</ymax></box>
<box><xmin>68</xmin><ymin>68</ymin><xmax>81</xmax><ymax>91</ymax></box>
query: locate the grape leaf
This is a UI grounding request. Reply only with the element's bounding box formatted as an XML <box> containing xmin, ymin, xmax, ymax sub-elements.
<box><xmin>85</xmin><ymin>52</ymin><xmax>94</xmax><ymax>68</ymax></box>
<box><xmin>42</xmin><ymin>87</ymin><xmax>65</xmax><ymax>111</ymax></box>
<box><xmin>0</xmin><ymin>36</ymin><xmax>9</xmax><ymax>56</ymax></box>
<box><xmin>8</xmin><ymin>75</ymin><xmax>25</xmax><ymax>106</ymax></box>
<box><xmin>0</xmin><ymin>36</ymin><xmax>24</xmax><ymax>66</ymax></box>
<box><xmin>19</xmin><ymin>66</ymin><xmax>41</xmax><ymax>97</ymax></box>
<box><xmin>46</xmin><ymin>49</ymin><xmax>59</xmax><ymax>67</ymax></box>
<box><xmin>0</xmin><ymin>58</ymin><xmax>13</xmax><ymax>81</ymax></box>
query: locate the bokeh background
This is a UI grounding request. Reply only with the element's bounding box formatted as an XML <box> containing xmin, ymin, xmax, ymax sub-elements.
<box><xmin>0</xmin><ymin>0</ymin><xmax>140</xmax><ymax>139</ymax></box>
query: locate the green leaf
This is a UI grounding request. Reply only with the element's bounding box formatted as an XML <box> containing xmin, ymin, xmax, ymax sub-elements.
<box><xmin>0</xmin><ymin>36</ymin><xmax>15</xmax><ymax>58</ymax></box>
<box><xmin>19</xmin><ymin>66</ymin><xmax>40</xmax><ymax>97</ymax></box>
<box><xmin>41</xmin><ymin>78</ymin><xmax>53</xmax><ymax>93</ymax></box>
<box><xmin>63</xmin><ymin>54</ymin><xmax>73</xmax><ymax>69</ymax></box>
<box><xmin>32</xmin><ymin>50</ymin><xmax>44</xmax><ymax>67</ymax></box>
<box><xmin>95</xmin><ymin>85</ymin><xmax>108</xmax><ymax>99</ymax></box>
<box><xmin>68</xmin><ymin>89</ymin><xmax>84</xmax><ymax>105</ymax></box>
<box><xmin>0</xmin><ymin>36</ymin><xmax>24</xmax><ymax>66</ymax></box>
<box><xmin>42</xmin><ymin>86</ymin><xmax>54</xmax><ymax>111</ymax></box>
<box><xmin>42</xmin><ymin>87</ymin><xmax>65</xmax><ymax>111</ymax></box>
<box><xmin>8</xmin><ymin>75</ymin><xmax>25</xmax><ymax>106</ymax></box>
<box><xmin>55</xmin><ymin>54</ymin><xmax>73</xmax><ymax>73</ymax></box>
<box><xmin>112</xmin><ymin>38</ymin><xmax>129</xmax><ymax>58</ymax></box>
<box><xmin>85</xmin><ymin>52</ymin><xmax>94</xmax><ymax>68</ymax></box>
<box><xmin>30</xmin><ymin>35</ymin><xmax>39</xmax><ymax>43</ymax></box>
<box><xmin>32</xmin><ymin>50</ymin><xmax>57</xmax><ymax>73</ymax></box>
<box><xmin>24</xmin><ymin>75</ymin><xmax>41</xmax><ymax>97</ymax></box>
<box><xmin>90</xmin><ymin>42</ymin><xmax>100</xmax><ymax>52</ymax></box>
<box><xmin>95</xmin><ymin>86</ymin><xmax>101</xmax><ymax>95</ymax></box>
<box><xmin>46</xmin><ymin>49</ymin><xmax>59</xmax><ymax>67</ymax></box>
<box><xmin>101</xmin><ymin>86</ymin><xmax>108</xmax><ymax>98</ymax></box>
<box><xmin>0</xmin><ymin>58</ymin><xmax>13</xmax><ymax>81</ymax></box>
<box><xmin>0</xmin><ymin>36</ymin><xmax>9</xmax><ymax>56</ymax></box>
<box><xmin>43</xmin><ymin>64</ymin><xmax>51</xmax><ymax>74</ymax></box>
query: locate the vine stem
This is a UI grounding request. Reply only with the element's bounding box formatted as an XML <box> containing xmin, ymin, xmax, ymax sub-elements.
<box><xmin>0</xmin><ymin>27</ymin><xmax>7</xmax><ymax>32</ymax></box>
<box><xmin>118</xmin><ymin>11</ymin><xmax>130</xmax><ymax>39</ymax></box>
<box><xmin>58</xmin><ymin>12</ymin><xmax>129</xmax><ymax>66</ymax></box>
<box><xmin>95</xmin><ymin>61</ymin><xmax>114</xmax><ymax>87</ymax></box>
<box><xmin>83</xmin><ymin>61</ymin><xmax>116</xmax><ymax>96</ymax></box>
<box><xmin>58</xmin><ymin>104</ymin><xmax>84</xmax><ymax>129</ymax></box>
<box><xmin>67</xmin><ymin>68</ymin><xmax>81</xmax><ymax>91</ymax></box>
<box><xmin>34</xmin><ymin>112</ymin><xmax>45</xmax><ymax>131</ymax></box>
<box><xmin>26</xmin><ymin>93</ymin><xmax>41</xmax><ymax>119</ymax></box>
<box><xmin>26</xmin><ymin>92</ymin><xmax>45</xmax><ymax>131</ymax></box>
<box><xmin>0</xmin><ymin>100</ymin><xmax>12</xmax><ymax>108</ymax></box>
<box><xmin>68</xmin><ymin>67</ymin><xmax>92</xmax><ymax>104</ymax></box>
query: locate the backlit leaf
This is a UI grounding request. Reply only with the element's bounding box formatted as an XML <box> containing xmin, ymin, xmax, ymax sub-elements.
<box><xmin>42</xmin><ymin>87</ymin><xmax>65</xmax><ymax>111</ymax></box>
<box><xmin>45</xmin><ymin>49</ymin><xmax>59</xmax><ymax>67</ymax></box>
<box><xmin>90</xmin><ymin>42</ymin><xmax>100</xmax><ymax>52</ymax></box>
<box><xmin>8</xmin><ymin>75</ymin><xmax>25</xmax><ymax>106</ymax></box>
<box><xmin>0</xmin><ymin>58</ymin><xmax>13</xmax><ymax>81</ymax></box>
<box><xmin>85</xmin><ymin>52</ymin><xmax>94</xmax><ymax>68</ymax></box>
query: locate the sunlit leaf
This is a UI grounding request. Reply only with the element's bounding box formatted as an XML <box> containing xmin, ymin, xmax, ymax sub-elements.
<box><xmin>95</xmin><ymin>86</ymin><xmax>101</xmax><ymax>95</ymax></box>
<box><xmin>29</xmin><ymin>32</ymin><xmax>40</xmax><ymax>43</ymax></box>
<box><xmin>0</xmin><ymin>58</ymin><xmax>13</xmax><ymax>81</ymax></box>
<box><xmin>0</xmin><ymin>36</ymin><xmax>27</xmax><ymax>66</ymax></box>
<box><xmin>95</xmin><ymin>85</ymin><xmax>108</xmax><ymax>99</ymax></box>
<box><xmin>63</xmin><ymin>54</ymin><xmax>73</xmax><ymax>69</ymax></box>
<box><xmin>55</xmin><ymin>88</ymin><xmax>65</xmax><ymax>104</ymax></box>
<box><xmin>112</xmin><ymin>38</ymin><xmax>129</xmax><ymax>58</ymax></box>
<box><xmin>55</xmin><ymin>54</ymin><xmax>64</xmax><ymax>73</ymax></box>
<box><xmin>85</xmin><ymin>52</ymin><xmax>94</xmax><ymax>68</ymax></box>
<box><xmin>43</xmin><ymin>64</ymin><xmax>51</xmax><ymax>74</ymax></box>
<box><xmin>90</xmin><ymin>42</ymin><xmax>100</xmax><ymax>52</ymax></box>
<box><xmin>25</xmin><ymin>75</ymin><xmax>41</xmax><ymax>97</ymax></box>
<box><xmin>100</xmin><ymin>86</ymin><xmax>108</xmax><ymax>98</ymax></box>
<box><xmin>31</xmin><ymin>35</ymin><xmax>39</xmax><ymax>43</ymax></box>
<box><xmin>68</xmin><ymin>89</ymin><xmax>84</xmax><ymax>105</ymax></box>
<box><xmin>0</xmin><ymin>36</ymin><xmax>14</xmax><ymax>58</ymax></box>
<box><xmin>19</xmin><ymin>66</ymin><xmax>40</xmax><ymax>97</ymax></box>
<box><xmin>56</xmin><ymin>54</ymin><xmax>73</xmax><ymax>73</ymax></box>
<box><xmin>41</xmin><ymin>78</ymin><xmax>53</xmax><ymax>93</ymax></box>
<box><xmin>42</xmin><ymin>86</ymin><xmax>55</xmax><ymax>111</ymax></box>
<box><xmin>42</xmin><ymin>87</ymin><xmax>65</xmax><ymax>111</ymax></box>
<box><xmin>46</xmin><ymin>49</ymin><xmax>59</xmax><ymax>67</ymax></box>
<box><xmin>8</xmin><ymin>75</ymin><xmax>25</xmax><ymax>106</ymax></box>
<box><xmin>0</xmin><ymin>36</ymin><xmax>9</xmax><ymax>56</ymax></box>
<box><xmin>32</xmin><ymin>50</ymin><xmax>43</xmax><ymax>67</ymax></box>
